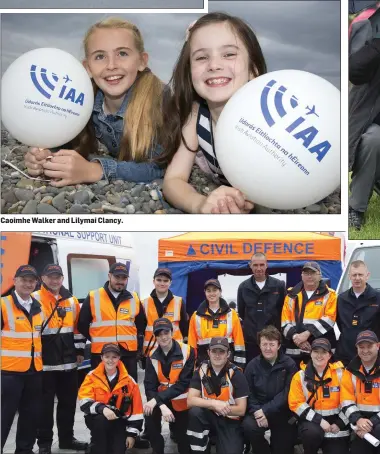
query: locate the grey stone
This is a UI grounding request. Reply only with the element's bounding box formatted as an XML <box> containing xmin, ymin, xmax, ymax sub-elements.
<box><xmin>319</xmin><ymin>203</ymin><xmax>328</xmax><ymax>214</ymax></box>
<box><xmin>2</xmin><ymin>190</ymin><xmax>18</xmax><ymax>204</ymax></box>
<box><xmin>40</xmin><ymin>196</ymin><xmax>53</xmax><ymax>204</ymax></box>
<box><xmin>305</xmin><ymin>204</ymin><xmax>322</xmax><ymax>214</ymax></box>
<box><xmin>148</xmin><ymin>200</ymin><xmax>157</xmax><ymax>211</ymax></box>
<box><xmin>89</xmin><ymin>202</ymin><xmax>103</xmax><ymax>210</ymax></box>
<box><xmin>142</xmin><ymin>191</ymin><xmax>151</xmax><ymax>202</ymax></box>
<box><xmin>37</xmin><ymin>203</ymin><xmax>60</xmax><ymax>214</ymax></box>
<box><xmin>21</xmin><ymin>200</ymin><xmax>38</xmax><ymax>214</ymax></box>
<box><xmin>130</xmin><ymin>184</ymin><xmax>145</xmax><ymax>198</ymax></box>
<box><xmin>102</xmin><ymin>205</ymin><xmax>126</xmax><ymax>214</ymax></box>
<box><xmin>8</xmin><ymin>201</ymin><xmax>25</xmax><ymax>213</ymax></box>
<box><xmin>126</xmin><ymin>204</ymin><xmax>136</xmax><ymax>214</ymax></box>
<box><xmin>15</xmin><ymin>179</ymin><xmax>35</xmax><ymax>190</ymax></box>
<box><xmin>14</xmin><ymin>189</ymin><xmax>34</xmax><ymax>202</ymax></box>
<box><xmin>73</xmin><ymin>190</ymin><xmax>91</xmax><ymax>205</ymax></box>
<box><xmin>106</xmin><ymin>193</ymin><xmax>121</xmax><ymax>205</ymax></box>
<box><xmin>10</xmin><ymin>171</ymin><xmax>20</xmax><ymax>178</ymax></box>
<box><xmin>52</xmin><ymin>192</ymin><xmax>67</xmax><ymax>213</ymax></box>
<box><xmin>1</xmin><ymin>199</ymin><xmax>5</xmax><ymax>212</ymax></box>
<box><xmin>150</xmin><ymin>189</ymin><xmax>162</xmax><ymax>201</ymax></box>
<box><xmin>68</xmin><ymin>204</ymin><xmax>90</xmax><ymax>214</ymax></box>
<box><xmin>142</xmin><ymin>202</ymin><xmax>152</xmax><ymax>214</ymax></box>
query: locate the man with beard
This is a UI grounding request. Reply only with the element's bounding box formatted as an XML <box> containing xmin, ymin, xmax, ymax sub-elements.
<box><xmin>78</xmin><ymin>263</ymin><xmax>146</xmax><ymax>382</ymax></box>
<box><xmin>238</xmin><ymin>253</ymin><xmax>286</xmax><ymax>362</ymax></box>
<box><xmin>78</xmin><ymin>262</ymin><xmax>149</xmax><ymax>449</ymax></box>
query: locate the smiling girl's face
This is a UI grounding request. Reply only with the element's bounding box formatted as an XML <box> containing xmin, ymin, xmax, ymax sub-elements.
<box><xmin>84</xmin><ymin>27</ymin><xmax>148</xmax><ymax>100</ymax></box>
<box><xmin>190</xmin><ymin>21</ymin><xmax>252</xmax><ymax>110</ymax></box>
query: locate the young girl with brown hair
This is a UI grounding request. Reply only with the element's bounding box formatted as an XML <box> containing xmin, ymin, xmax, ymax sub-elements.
<box><xmin>25</xmin><ymin>17</ymin><xmax>164</xmax><ymax>187</ymax></box>
<box><xmin>160</xmin><ymin>12</ymin><xmax>267</xmax><ymax>213</ymax></box>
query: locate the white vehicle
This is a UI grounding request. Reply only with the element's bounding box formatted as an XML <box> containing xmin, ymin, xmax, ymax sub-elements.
<box><xmin>337</xmin><ymin>241</ymin><xmax>380</xmax><ymax>293</ymax></box>
<box><xmin>1</xmin><ymin>231</ymin><xmax>140</xmax><ymax>374</ymax></box>
<box><xmin>1</xmin><ymin>231</ymin><xmax>139</xmax><ymax>298</ymax></box>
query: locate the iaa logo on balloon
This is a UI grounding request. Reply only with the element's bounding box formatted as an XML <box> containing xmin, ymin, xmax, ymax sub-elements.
<box><xmin>30</xmin><ymin>64</ymin><xmax>85</xmax><ymax>105</ymax></box>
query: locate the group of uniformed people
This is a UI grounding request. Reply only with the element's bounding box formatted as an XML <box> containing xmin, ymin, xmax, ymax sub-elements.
<box><xmin>2</xmin><ymin>251</ymin><xmax>380</xmax><ymax>454</ymax></box>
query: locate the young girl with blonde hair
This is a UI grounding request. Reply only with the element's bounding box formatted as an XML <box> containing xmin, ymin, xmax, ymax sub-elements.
<box><xmin>25</xmin><ymin>17</ymin><xmax>164</xmax><ymax>186</ymax></box>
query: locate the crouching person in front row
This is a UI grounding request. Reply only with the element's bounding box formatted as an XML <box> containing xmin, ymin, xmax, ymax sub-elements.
<box><xmin>186</xmin><ymin>337</ymin><xmax>249</xmax><ymax>454</ymax></box>
<box><xmin>78</xmin><ymin>343</ymin><xmax>144</xmax><ymax>454</ymax></box>
<box><xmin>288</xmin><ymin>338</ymin><xmax>350</xmax><ymax>454</ymax></box>
<box><xmin>242</xmin><ymin>326</ymin><xmax>298</xmax><ymax>454</ymax></box>
<box><xmin>143</xmin><ymin>318</ymin><xmax>195</xmax><ymax>454</ymax></box>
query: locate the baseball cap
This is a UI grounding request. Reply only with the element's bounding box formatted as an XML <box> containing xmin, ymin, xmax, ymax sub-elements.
<box><xmin>303</xmin><ymin>262</ymin><xmax>321</xmax><ymax>273</ymax></box>
<box><xmin>209</xmin><ymin>337</ymin><xmax>229</xmax><ymax>351</ymax></box>
<box><xmin>42</xmin><ymin>264</ymin><xmax>63</xmax><ymax>276</ymax></box>
<box><xmin>101</xmin><ymin>343</ymin><xmax>121</xmax><ymax>356</ymax></box>
<box><xmin>109</xmin><ymin>263</ymin><xmax>129</xmax><ymax>277</ymax></box>
<box><xmin>204</xmin><ymin>279</ymin><xmax>222</xmax><ymax>290</ymax></box>
<box><xmin>15</xmin><ymin>265</ymin><xmax>38</xmax><ymax>279</ymax></box>
<box><xmin>311</xmin><ymin>338</ymin><xmax>332</xmax><ymax>352</ymax></box>
<box><xmin>356</xmin><ymin>330</ymin><xmax>379</xmax><ymax>346</ymax></box>
<box><xmin>153</xmin><ymin>318</ymin><xmax>173</xmax><ymax>335</ymax></box>
<box><xmin>154</xmin><ymin>268</ymin><xmax>172</xmax><ymax>279</ymax></box>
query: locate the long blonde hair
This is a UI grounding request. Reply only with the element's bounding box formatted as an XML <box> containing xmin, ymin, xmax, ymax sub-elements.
<box><xmin>76</xmin><ymin>17</ymin><xmax>163</xmax><ymax>162</ymax></box>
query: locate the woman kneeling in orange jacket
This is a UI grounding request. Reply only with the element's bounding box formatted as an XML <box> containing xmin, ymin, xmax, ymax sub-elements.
<box><xmin>79</xmin><ymin>343</ymin><xmax>144</xmax><ymax>454</ymax></box>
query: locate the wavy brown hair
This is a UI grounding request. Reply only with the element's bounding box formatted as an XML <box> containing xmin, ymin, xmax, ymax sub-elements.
<box><xmin>157</xmin><ymin>12</ymin><xmax>267</xmax><ymax>166</ymax></box>
<box><xmin>72</xmin><ymin>17</ymin><xmax>163</xmax><ymax>163</ymax></box>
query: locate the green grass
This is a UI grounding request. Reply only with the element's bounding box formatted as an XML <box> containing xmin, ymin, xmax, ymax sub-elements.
<box><xmin>349</xmin><ymin>192</ymin><xmax>380</xmax><ymax>239</ymax></box>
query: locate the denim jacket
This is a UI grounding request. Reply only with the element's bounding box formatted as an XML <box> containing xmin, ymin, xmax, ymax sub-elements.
<box><xmin>91</xmin><ymin>89</ymin><xmax>164</xmax><ymax>182</ymax></box>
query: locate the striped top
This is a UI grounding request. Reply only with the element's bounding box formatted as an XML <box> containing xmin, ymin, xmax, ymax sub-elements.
<box><xmin>195</xmin><ymin>102</ymin><xmax>230</xmax><ymax>186</ymax></box>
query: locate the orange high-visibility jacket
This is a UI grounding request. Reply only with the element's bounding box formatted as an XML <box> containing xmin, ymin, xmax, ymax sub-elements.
<box><xmin>1</xmin><ymin>293</ymin><xmax>44</xmax><ymax>372</ymax></box>
<box><xmin>188</xmin><ymin>300</ymin><xmax>245</xmax><ymax>366</ymax></box>
<box><xmin>78</xmin><ymin>360</ymin><xmax>143</xmax><ymax>435</ymax></box>
<box><xmin>88</xmin><ymin>288</ymin><xmax>141</xmax><ymax>353</ymax></box>
<box><xmin>289</xmin><ymin>361</ymin><xmax>349</xmax><ymax>438</ymax></box>
<box><xmin>340</xmin><ymin>356</ymin><xmax>380</xmax><ymax>425</ymax></box>
<box><xmin>32</xmin><ymin>285</ymin><xmax>86</xmax><ymax>371</ymax></box>
<box><xmin>142</xmin><ymin>295</ymin><xmax>183</xmax><ymax>354</ymax></box>
<box><xmin>149</xmin><ymin>341</ymin><xmax>191</xmax><ymax>411</ymax></box>
<box><xmin>199</xmin><ymin>363</ymin><xmax>243</xmax><ymax>420</ymax></box>
<box><xmin>281</xmin><ymin>282</ymin><xmax>337</xmax><ymax>357</ymax></box>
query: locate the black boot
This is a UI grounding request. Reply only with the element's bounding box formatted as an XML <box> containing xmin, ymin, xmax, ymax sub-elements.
<box><xmin>349</xmin><ymin>206</ymin><xmax>364</xmax><ymax>230</ymax></box>
<box><xmin>59</xmin><ymin>437</ymin><xmax>89</xmax><ymax>451</ymax></box>
<box><xmin>134</xmin><ymin>436</ymin><xmax>151</xmax><ymax>449</ymax></box>
<box><xmin>38</xmin><ymin>448</ymin><xmax>52</xmax><ymax>454</ymax></box>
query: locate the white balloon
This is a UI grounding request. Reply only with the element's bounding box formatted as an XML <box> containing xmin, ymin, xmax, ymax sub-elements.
<box><xmin>215</xmin><ymin>70</ymin><xmax>340</xmax><ymax>210</ymax></box>
<box><xmin>1</xmin><ymin>48</ymin><xmax>94</xmax><ymax>149</ymax></box>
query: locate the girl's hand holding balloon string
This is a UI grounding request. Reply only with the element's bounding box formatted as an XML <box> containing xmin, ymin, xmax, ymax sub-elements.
<box><xmin>42</xmin><ymin>149</ymin><xmax>103</xmax><ymax>187</ymax></box>
<box><xmin>25</xmin><ymin>147</ymin><xmax>53</xmax><ymax>177</ymax></box>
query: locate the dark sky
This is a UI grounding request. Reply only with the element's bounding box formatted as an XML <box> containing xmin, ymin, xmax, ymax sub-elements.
<box><xmin>1</xmin><ymin>1</ymin><xmax>340</xmax><ymax>88</ymax></box>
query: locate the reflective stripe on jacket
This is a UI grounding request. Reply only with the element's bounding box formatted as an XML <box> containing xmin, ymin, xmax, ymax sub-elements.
<box><xmin>281</xmin><ymin>282</ymin><xmax>337</xmax><ymax>357</ymax></box>
<box><xmin>1</xmin><ymin>294</ymin><xmax>43</xmax><ymax>372</ymax></box>
<box><xmin>341</xmin><ymin>356</ymin><xmax>380</xmax><ymax>425</ymax></box>
<box><xmin>188</xmin><ymin>303</ymin><xmax>245</xmax><ymax>366</ymax></box>
<box><xmin>143</xmin><ymin>295</ymin><xmax>183</xmax><ymax>354</ymax></box>
<box><xmin>89</xmin><ymin>288</ymin><xmax>141</xmax><ymax>353</ymax></box>
<box><xmin>150</xmin><ymin>341</ymin><xmax>190</xmax><ymax>411</ymax></box>
<box><xmin>199</xmin><ymin>364</ymin><xmax>240</xmax><ymax>420</ymax></box>
<box><xmin>289</xmin><ymin>361</ymin><xmax>349</xmax><ymax>438</ymax></box>
<box><xmin>78</xmin><ymin>360</ymin><xmax>143</xmax><ymax>434</ymax></box>
<box><xmin>33</xmin><ymin>286</ymin><xmax>86</xmax><ymax>371</ymax></box>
